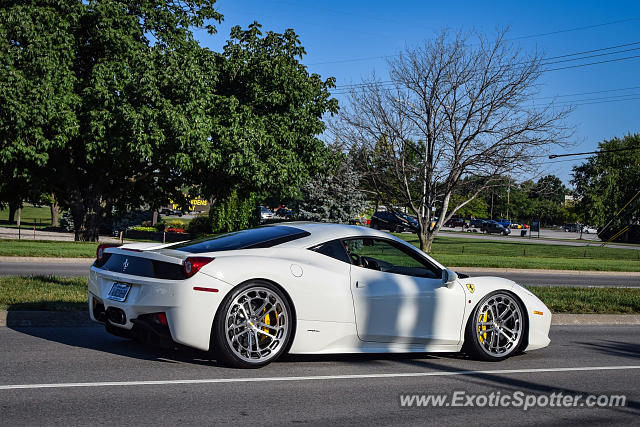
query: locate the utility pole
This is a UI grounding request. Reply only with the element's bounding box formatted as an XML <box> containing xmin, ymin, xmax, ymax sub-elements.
<box><xmin>506</xmin><ymin>181</ymin><xmax>510</xmax><ymax>221</ymax></box>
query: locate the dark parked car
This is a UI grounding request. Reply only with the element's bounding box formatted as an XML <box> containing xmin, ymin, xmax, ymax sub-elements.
<box><xmin>444</xmin><ymin>217</ymin><xmax>467</xmax><ymax>228</ymax></box>
<box><xmin>469</xmin><ymin>218</ymin><xmax>486</xmax><ymax>229</ymax></box>
<box><xmin>481</xmin><ymin>220</ymin><xmax>511</xmax><ymax>235</ymax></box>
<box><xmin>563</xmin><ymin>223</ymin><xmax>580</xmax><ymax>232</ymax></box>
<box><xmin>275</xmin><ymin>208</ymin><xmax>293</xmax><ymax>219</ymax></box>
<box><xmin>370</xmin><ymin>211</ymin><xmax>418</xmax><ymax>232</ymax></box>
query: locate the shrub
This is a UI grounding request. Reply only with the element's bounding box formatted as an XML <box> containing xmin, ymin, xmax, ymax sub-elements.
<box><xmin>129</xmin><ymin>226</ymin><xmax>156</xmax><ymax>232</ymax></box>
<box><xmin>164</xmin><ymin>219</ymin><xmax>187</xmax><ymax>229</ymax></box>
<box><xmin>209</xmin><ymin>190</ymin><xmax>260</xmax><ymax>233</ymax></box>
<box><xmin>112</xmin><ymin>210</ymin><xmax>154</xmax><ymax>232</ymax></box>
<box><xmin>187</xmin><ymin>215</ymin><xmax>211</xmax><ymax>236</ymax></box>
<box><xmin>166</xmin><ymin>227</ymin><xmax>186</xmax><ymax>233</ymax></box>
<box><xmin>58</xmin><ymin>210</ymin><xmax>74</xmax><ymax>232</ymax></box>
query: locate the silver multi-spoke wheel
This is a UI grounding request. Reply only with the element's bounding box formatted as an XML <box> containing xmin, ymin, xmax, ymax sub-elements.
<box><xmin>224</xmin><ymin>286</ymin><xmax>289</xmax><ymax>364</ymax></box>
<box><xmin>472</xmin><ymin>292</ymin><xmax>523</xmax><ymax>359</ymax></box>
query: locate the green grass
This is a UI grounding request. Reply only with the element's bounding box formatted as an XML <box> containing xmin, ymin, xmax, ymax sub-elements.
<box><xmin>0</xmin><ymin>276</ymin><xmax>88</xmax><ymax>311</ymax></box>
<box><xmin>0</xmin><ymin>239</ymin><xmax>97</xmax><ymax>258</ymax></box>
<box><xmin>395</xmin><ymin>234</ymin><xmax>640</xmax><ymax>271</ymax></box>
<box><xmin>0</xmin><ymin>276</ymin><xmax>637</xmax><ymax>314</ymax></box>
<box><xmin>0</xmin><ymin>204</ymin><xmax>52</xmax><ymax>229</ymax></box>
<box><xmin>528</xmin><ymin>286</ymin><xmax>640</xmax><ymax>314</ymax></box>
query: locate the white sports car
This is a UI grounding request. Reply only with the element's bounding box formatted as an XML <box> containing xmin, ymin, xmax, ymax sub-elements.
<box><xmin>89</xmin><ymin>223</ymin><xmax>551</xmax><ymax>368</ymax></box>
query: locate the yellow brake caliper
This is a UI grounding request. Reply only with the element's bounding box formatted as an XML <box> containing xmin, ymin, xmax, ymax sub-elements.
<box><xmin>260</xmin><ymin>307</ymin><xmax>277</xmax><ymax>343</ymax></box>
<box><xmin>478</xmin><ymin>311</ymin><xmax>488</xmax><ymax>343</ymax></box>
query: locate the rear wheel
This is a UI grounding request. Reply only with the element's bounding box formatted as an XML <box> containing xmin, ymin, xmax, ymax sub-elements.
<box><xmin>463</xmin><ymin>291</ymin><xmax>526</xmax><ymax>361</ymax></box>
<box><xmin>213</xmin><ymin>281</ymin><xmax>293</xmax><ymax>368</ymax></box>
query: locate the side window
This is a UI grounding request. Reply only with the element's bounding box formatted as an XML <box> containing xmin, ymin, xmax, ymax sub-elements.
<box><xmin>344</xmin><ymin>238</ymin><xmax>440</xmax><ymax>279</ymax></box>
<box><xmin>309</xmin><ymin>240</ymin><xmax>351</xmax><ymax>264</ymax></box>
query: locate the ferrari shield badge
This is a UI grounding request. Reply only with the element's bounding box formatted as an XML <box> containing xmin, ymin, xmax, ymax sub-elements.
<box><xmin>466</xmin><ymin>283</ymin><xmax>475</xmax><ymax>293</ymax></box>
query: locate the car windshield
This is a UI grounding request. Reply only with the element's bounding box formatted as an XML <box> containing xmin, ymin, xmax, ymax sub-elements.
<box><xmin>169</xmin><ymin>225</ymin><xmax>310</xmax><ymax>253</ymax></box>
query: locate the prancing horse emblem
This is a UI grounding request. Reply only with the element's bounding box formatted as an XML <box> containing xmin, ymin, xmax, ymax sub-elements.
<box><xmin>466</xmin><ymin>283</ymin><xmax>475</xmax><ymax>293</ymax></box>
<box><xmin>122</xmin><ymin>258</ymin><xmax>129</xmax><ymax>272</ymax></box>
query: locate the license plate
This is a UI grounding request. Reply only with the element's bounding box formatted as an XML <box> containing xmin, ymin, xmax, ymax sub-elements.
<box><xmin>107</xmin><ymin>282</ymin><xmax>131</xmax><ymax>302</ymax></box>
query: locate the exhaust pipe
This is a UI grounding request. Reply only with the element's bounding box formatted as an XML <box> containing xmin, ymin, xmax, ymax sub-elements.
<box><xmin>106</xmin><ymin>307</ymin><xmax>126</xmax><ymax>325</ymax></box>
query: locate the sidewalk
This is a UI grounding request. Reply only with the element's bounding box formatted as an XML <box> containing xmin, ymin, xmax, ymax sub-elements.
<box><xmin>0</xmin><ymin>227</ymin><xmax>122</xmax><ymax>243</ymax></box>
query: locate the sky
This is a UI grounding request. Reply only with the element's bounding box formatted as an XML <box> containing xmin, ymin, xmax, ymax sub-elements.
<box><xmin>193</xmin><ymin>0</ymin><xmax>640</xmax><ymax>186</ymax></box>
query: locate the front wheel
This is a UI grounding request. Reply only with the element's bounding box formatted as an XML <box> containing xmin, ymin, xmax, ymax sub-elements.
<box><xmin>212</xmin><ymin>281</ymin><xmax>293</xmax><ymax>368</ymax></box>
<box><xmin>463</xmin><ymin>291</ymin><xmax>526</xmax><ymax>361</ymax></box>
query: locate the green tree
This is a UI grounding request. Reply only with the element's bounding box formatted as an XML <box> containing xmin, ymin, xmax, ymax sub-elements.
<box><xmin>572</xmin><ymin>134</ymin><xmax>640</xmax><ymax>232</ymax></box>
<box><xmin>296</xmin><ymin>145</ymin><xmax>367</xmax><ymax>223</ymax></box>
<box><xmin>1</xmin><ymin>0</ymin><xmax>222</xmax><ymax>240</ymax></box>
<box><xmin>203</xmin><ymin>23</ymin><xmax>338</xmax><ymax>206</ymax></box>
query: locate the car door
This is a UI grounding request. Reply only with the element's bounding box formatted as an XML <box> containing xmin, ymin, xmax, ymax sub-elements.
<box><xmin>345</xmin><ymin>238</ymin><xmax>465</xmax><ymax>345</ymax></box>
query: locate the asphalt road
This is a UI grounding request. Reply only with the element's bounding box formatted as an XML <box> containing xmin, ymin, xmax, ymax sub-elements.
<box><xmin>1</xmin><ymin>259</ymin><xmax>638</xmax><ymax>287</ymax></box>
<box><xmin>0</xmin><ymin>325</ymin><xmax>638</xmax><ymax>425</ymax></box>
<box><xmin>0</xmin><ymin>260</ymin><xmax>93</xmax><ymax>277</ymax></box>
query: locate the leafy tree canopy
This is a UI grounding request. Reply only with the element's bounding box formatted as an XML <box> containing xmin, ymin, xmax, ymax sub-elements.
<box><xmin>572</xmin><ymin>134</ymin><xmax>640</xmax><ymax>230</ymax></box>
<box><xmin>1</xmin><ymin>3</ymin><xmax>337</xmax><ymax>240</ymax></box>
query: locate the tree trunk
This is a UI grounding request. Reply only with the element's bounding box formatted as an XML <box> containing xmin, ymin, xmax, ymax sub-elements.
<box><xmin>152</xmin><ymin>210</ymin><xmax>158</xmax><ymax>225</ymax></box>
<box><xmin>16</xmin><ymin>206</ymin><xmax>21</xmax><ymax>228</ymax></box>
<box><xmin>70</xmin><ymin>202</ymin><xmax>102</xmax><ymax>242</ymax></box>
<box><xmin>418</xmin><ymin>228</ymin><xmax>435</xmax><ymax>253</ymax></box>
<box><xmin>8</xmin><ymin>205</ymin><xmax>16</xmax><ymax>224</ymax></box>
<box><xmin>50</xmin><ymin>195</ymin><xmax>60</xmax><ymax>228</ymax></box>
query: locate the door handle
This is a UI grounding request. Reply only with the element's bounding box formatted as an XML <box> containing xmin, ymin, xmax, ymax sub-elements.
<box><xmin>355</xmin><ymin>281</ymin><xmax>366</xmax><ymax>288</ymax></box>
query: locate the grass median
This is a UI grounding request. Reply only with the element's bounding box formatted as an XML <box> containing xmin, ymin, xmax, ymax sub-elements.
<box><xmin>396</xmin><ymin>234</ymin><xmax>640</xmax><ymax>272</ymax></box>
<box><xmin>1</xmin><ymin>276</ymin><xmax>639</xmax><ymax>314</ymax></box>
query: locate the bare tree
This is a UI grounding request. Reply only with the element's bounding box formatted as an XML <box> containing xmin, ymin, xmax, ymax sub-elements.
<box><xmin>332</xmin><ymin>29</ymin><xmax>572</xmax><ymax>252</ymax></box>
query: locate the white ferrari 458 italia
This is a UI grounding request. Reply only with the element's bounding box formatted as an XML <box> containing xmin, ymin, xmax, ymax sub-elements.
<box><xmin>89</xmin><ymin>223</ymin><xmax>551</xmax><ymax>368</ymax></box>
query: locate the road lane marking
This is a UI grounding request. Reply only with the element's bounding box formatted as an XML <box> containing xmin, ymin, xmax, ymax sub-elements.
<box><xmin>1</xmin><ymin>365</ymin><xmax>639</xmax><ymax>391</ymax></box>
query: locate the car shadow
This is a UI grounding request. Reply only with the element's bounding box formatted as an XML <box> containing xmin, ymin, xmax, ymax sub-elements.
<box><xmin>8</xmin><ymin>323</ymin><xmax>222</xmax><ymax>367</ymax></box>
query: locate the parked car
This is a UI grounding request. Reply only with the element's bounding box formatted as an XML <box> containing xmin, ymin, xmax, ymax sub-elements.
<box><xmin>160</xmin><ymin>208</ymin><xmax>182</xmax><ymax>217</ymax></box>
<box><xmin>582</xmin><ymin>225</ymin><xmax>598</xmax><ymax>234</ymax></box>
<box><xmin>260</xmin><ymin>206</ymin><xmax>274</xmax><ymax>222</ymax></box>
<box><xmin>481</xmin><ymin>220</ymin><xmax>511</xmax><ymax>235</ymax></box>
<box><xmin>370</xmin><ymin>210</ymin><xmax>418</xmax><ymax>232</ymax></box>
<box><xmin>275</xmin><ymin>207</ymin><xmax>293</xmax><ymax>219</ymax></box>
<box><xmin>497</xmin><ymin>219</ymin><xmax>512</xmax><ymax>228</ymax></box>
<box><xmin>468</xmin><ymin>218</ymin><xmax>485</xmax><ymax>229</ymax></box>
<box><xmin>444</xmin><ymin>217</ymin><xmax>467</xmax><ymax>228</ymax></box>
<box><xmin>91</xmin><ymin>223</ymin><xmax>551</xmax><ymax>367</ymax></box>
<box><xmin>563</xmin><ymin>223</ymin><xmax>580</xmax><ymax>232</ymax></box>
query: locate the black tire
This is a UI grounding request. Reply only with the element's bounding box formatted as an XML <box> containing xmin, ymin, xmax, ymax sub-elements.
<box><xmin>212</xmin><ymin>280</ymin><xmax>294</xmax><ymax>368</ymax></box>
<box><xmin>463</xmin><ymin>291</ymin><xmax>527</xmax><ymax>361</ymax></box>
<box><xmin>394</xmin><ymin>225</ymin><xmax>403</xmax><ymax>233</ymax></box>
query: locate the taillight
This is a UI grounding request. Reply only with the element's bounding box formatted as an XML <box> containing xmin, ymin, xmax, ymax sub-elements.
<box><xmin>183</xmin><ymin>257</ymin><xmax>214</xmax><ymax>278</ymax></box>
<box><xmin>96</xmin><ymin>243</ymin><xmax>121</xmax><ymax>261</ymax></box>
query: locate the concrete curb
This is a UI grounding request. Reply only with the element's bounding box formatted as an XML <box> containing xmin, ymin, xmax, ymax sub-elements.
<box><xmin>1</xmin><ymin>310</ymin><xmax>639</xmax><ymax>328</ymax></box>
<box><xmin>551</xmin><ymin>313</ymin><xmax>640</xmax><ymax>325</ymax></box>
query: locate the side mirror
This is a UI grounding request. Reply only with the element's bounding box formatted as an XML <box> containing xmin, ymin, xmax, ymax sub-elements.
<box><xmin>442</xmin><ymin>269</ymin><xmax>458</xmax><ymax>288</ymax></box>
